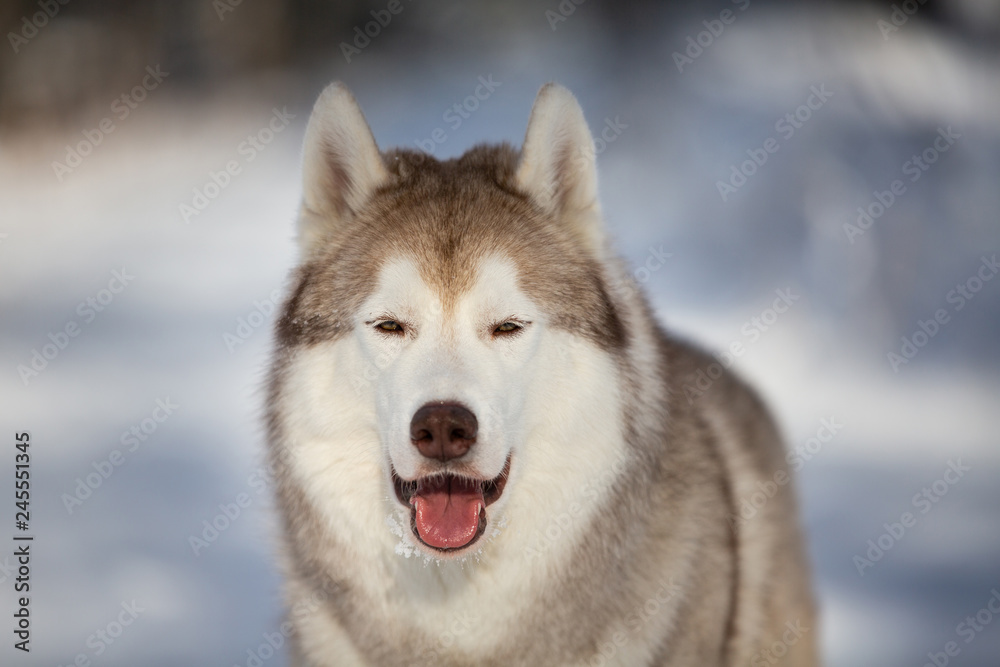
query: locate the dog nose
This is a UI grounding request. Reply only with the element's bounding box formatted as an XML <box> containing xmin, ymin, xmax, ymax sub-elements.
<box><xmin>409</xmin><ymin>403</ymin><xmax>478</xmax><ymax>462</ymax></box>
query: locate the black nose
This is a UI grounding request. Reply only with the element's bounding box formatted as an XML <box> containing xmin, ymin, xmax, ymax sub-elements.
<box><xmin>409</xmin><ymin>403</ymin><xmax>478</xmax><ymax>462</ymax></box>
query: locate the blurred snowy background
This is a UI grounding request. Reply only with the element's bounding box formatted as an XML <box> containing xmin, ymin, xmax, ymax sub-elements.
<box><xmin>1</xmin><ymin>0</ymin><xmax>999</xmax><ymax>665</ymax></box>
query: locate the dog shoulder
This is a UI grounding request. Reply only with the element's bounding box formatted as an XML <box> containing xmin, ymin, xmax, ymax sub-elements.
<box><xmin>659</xmin><ymin>331</ymin><xmax>787</xmax><ymax>475</ymax></box>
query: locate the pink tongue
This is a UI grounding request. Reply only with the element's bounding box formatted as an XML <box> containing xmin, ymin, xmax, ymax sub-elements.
<box><xmin>412</xmin><ymin>477</ymin><xmax>484</xmax><ymax>549</ymax></box>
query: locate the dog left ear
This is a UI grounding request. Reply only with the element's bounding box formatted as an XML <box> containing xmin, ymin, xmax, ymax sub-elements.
<box><xmin>298</xmin><ymin>82</ymin><xmax>389</xmax><ymax>255</ymax></box>
<box><xmin>516</xmin><ymin>83</ymin><xmax>603</xmax><ymax>252</ymax></box>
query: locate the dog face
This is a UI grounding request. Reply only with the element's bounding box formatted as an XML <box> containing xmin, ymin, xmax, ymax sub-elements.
<box><xmin>273</xmin><ymin>83</ymin><xmax>628</xmax><ymax>557</ymax></box>
<box><xmin>360</xmin><ymin>254</ymin><xmax>536</xmax><ymax>550</ymax></box>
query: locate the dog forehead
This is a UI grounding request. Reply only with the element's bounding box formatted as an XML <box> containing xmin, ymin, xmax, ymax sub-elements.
<box><xmin>369</xmin><ymin>257</ymin><xmax>430</xmax><ymax>300</ymax></box>
<box><xmin>368</xmin><ymin>254</ymin><xmax>528</xmax><ymax>314</ymax></box>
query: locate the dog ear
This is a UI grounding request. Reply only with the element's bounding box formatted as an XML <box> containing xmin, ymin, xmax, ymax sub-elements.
<box><xmin>298</xmin><ymin>82</ymin><xmax>389</xmax><ymax>254</ymax></box>
<box><xmin>516</xmin><ymin>83</ymin><xmax>603</xmax><ymax>251</ymax></box>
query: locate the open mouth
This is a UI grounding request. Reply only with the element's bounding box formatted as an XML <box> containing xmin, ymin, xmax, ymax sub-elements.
<box><xmin>392</xmin><ymin>455</ymin><xmax>511</xmax><ymax>552</ymax></box>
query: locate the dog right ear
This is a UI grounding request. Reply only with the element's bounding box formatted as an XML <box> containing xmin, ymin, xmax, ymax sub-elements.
<box><xmin>298</xmin><ymin>82</ymin><xmax>388</xmax><ymax>254</ymax></box>
<box><xmin>516</xmin><ymin>84</ymin><xmax>604</xmax><ymax>257</ymax></box>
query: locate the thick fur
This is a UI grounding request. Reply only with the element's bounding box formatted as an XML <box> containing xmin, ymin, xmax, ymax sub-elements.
<box><xmin>266</xmin><ymin>82</ymin><xmax>818</xmax><ymax>666</ymax></box>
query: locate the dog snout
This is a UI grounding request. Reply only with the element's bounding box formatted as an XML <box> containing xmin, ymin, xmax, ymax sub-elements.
<box><xmin>409</xmin><ymin>403</ymin><xmax>478</xmax><ymax>462</ymax></box>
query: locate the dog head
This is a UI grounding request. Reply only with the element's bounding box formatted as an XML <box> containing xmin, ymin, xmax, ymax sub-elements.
<box><xmin>274</xmin><ymin>83</ymin><xmax>628</xmax><ymax>558</ymax></box>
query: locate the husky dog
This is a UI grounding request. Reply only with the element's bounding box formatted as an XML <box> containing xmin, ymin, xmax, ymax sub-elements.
<box><xmin>266</xmin><ymin>82</ymin><xmax>818</xmax><ymax>666</ymax></box>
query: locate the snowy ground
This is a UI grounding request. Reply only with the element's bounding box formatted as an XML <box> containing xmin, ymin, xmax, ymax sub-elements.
<box><xmin>1</xmin><ymin>4</ymin><xmax>999</xmax><ymax>666</ymax></box>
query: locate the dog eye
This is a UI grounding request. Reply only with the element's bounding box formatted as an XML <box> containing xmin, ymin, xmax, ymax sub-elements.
<box><xmin>494</xmin><ymin>322</ymin><xmax>522</xmax><ymax>335</ymax></box>
<box><xmin>377</xmin><ymin>321</ymin><xmax>403</xmax><ymax>333</ymax></box>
